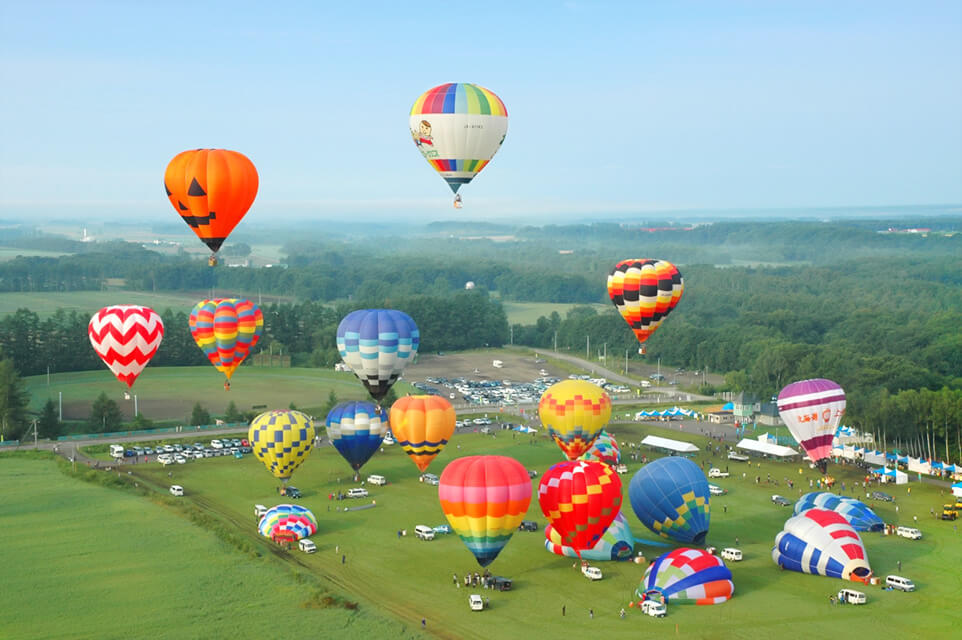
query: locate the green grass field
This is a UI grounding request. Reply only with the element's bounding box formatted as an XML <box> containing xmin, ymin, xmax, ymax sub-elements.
<box><xmin>5</xmin><ymin>421</ymin><xmax>960</xmax><ymax>639</ymax></box>
<box><xmin>500</xmin><ymin>301</ymin><xmax>609</xmax><ymax>325</ymax></box>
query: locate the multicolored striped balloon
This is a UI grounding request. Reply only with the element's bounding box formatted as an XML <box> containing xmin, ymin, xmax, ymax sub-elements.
<box><xmin>88</xmin><ymin>305</ymin><xmax>164</xmax><ymax>388</ymax></box>
<box><xmin>628</xmin><ymin>457</ymin><xmax>710</xmax><ymax>545</ymax></box>
<box><xmin>439</xmin><ymin>455</ymin><xmax>531</xmax><ymax>567</ymax></box>
<box><xmin>249</xmin><ymin>410</ymin><xmax>315</xmax><ymax>482</ymax></box>
<box><xmin>773</xmin><ymin>508</ymin><xmax>872</xmax><ymax>582</ymax></box>
<box><xmin>538</xmin><ymin>380</ymin><xmax>611</xmax><ymax>460</ymax></box>
<box><xmin>794</xmin><ymin>492</ymin><xmax>884</xmax><ymax>532</ymax></box>
<box><xmin>389</xmin><ymin>395</ymin><xmax>456</xmax><ymax>473</ymax></box>
<box><xmin>637</xmin><ymin>548</ymin><xmax>734</xmax><ymax>605</ymax></box>
<box><xmin>257</xmin><ymin>504</ymin><xmax>318</xmax><ymax>541</ymax></box>
<box><xmin>607</xmin><ymin>259</ymin><xmax>684</xmax><ymax>353</ymax></box>
<box><xmin>777</xmin><ymin>378</ymin><xmax>846</xmax><ymax>471</ymax></box>
<box><xmin>538</xmin><ymin>460</ymin><xmax>623</xmax><ymax>556</ymax></box>
<box><xmin>409</xmin><ymin>83</ymin><xmax>508</xmax><ymax>199</ymax></box>
<box><xmin>336</xmin><ymin>309</ymin><xmax>419</xmax><ymax>402</ymax></box>
<box><xmin>545</xmin><ymin>510</ymin><xmax>634</xmax><ymax>562</ymax></box>
<box><xmin>326</xmin><ymin>401</ymin><xmax>388</xmax><ymax>473</ymax></box>
<box><xmin>189</xmin><ymin>299</ymin><xmax>263</xmax><ymax>381</ymax></box>
<box><xmin>579</xmin><ymin>429</ymin><xmax>621</xmax><ymax>466</ymax></box>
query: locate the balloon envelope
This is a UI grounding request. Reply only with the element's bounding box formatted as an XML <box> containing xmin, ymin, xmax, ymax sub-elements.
<box><xmin>189</xmin><ymin>299</ymin><xmax>263</xmax><ymax>380</ymax></box>
<box><xmin>439</xmin><ymin>455</ymin><xmax>531</xmax><ymax>567</ymax></box>
<box><xmin>545</xmin><ymin>510</ymin><xmax>634</xmax><ymax>562</ymax></box>
<box><xmin>409</xmin><ymin>83</ymin><xmax>508</xmax><ymax>195</ymax></box>
<box><xmin>777</xmin><ymin>378</ymin><xmax>846</xmax><ymax>468</ymax></box>
<box><xmin>636</xmin><ymin>548</ymin><xmax>734</xmax><ymax>605</ymax></box>
<box><xmin>336</xmin><ymin>309</ymin><xmax>419</xmax><ymax>402</ymax></box>
<box><xmin>773</xmin><ymin>508</ymin><xmax>872</xmax><ymax>582</ymax></box>
<box><xmin>389</xmin><ymin>395</ymin><xmax>456</xmax><ymax>473</ymax></box>
<box><xmin>628</xmin><ymin>457</ymin><xmax>710</xmax><ymax>545</ymax></box>
<box><xmin>326</xmin><ymin>401</ymin><xmax>388</xmax><ymax>472</ymax></box>
<box><xmin>538</xmin><ymin>380</ymin><xmax>612</xmax><ymax>460</ymax></box>
<box><xmin>88</xmin><ymin>305</ymin><xmax>164</xmax><ymax>388</ymax></box>
<box><xmin>164</xmin><ymin>149</ymin><xmax>258</xmax><ymax>254</ymax></box>
<box><xmin>579</xmin><ymin>429</ymin><xmax>621</xmax><ymax>466</ymax></box>
<box><xmin>249</xmin><ymin>410</ymin><xmax>315</xmax><ymax>481</ymax></box>
<box><xmin>538</xmin><ymin>460</ymin><xmax>623</xmax><ymax>555</ymax></box>
<box><xmin>258</xmin><ymin>504</ymin><xmax>318</xmax><ymax>541</ymax></box>
<box><xmin>607</xmin><ymin>259</ymin><xmax>684</xmax><ymax>350</ymax></box>
<box><xmin>794</xmin><ymin>492</ymin><xmax>884</xmax><ymax>532</ymax></box>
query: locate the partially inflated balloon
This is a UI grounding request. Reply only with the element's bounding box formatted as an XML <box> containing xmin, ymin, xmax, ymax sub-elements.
<box><xmin>189</xmin><ymin>299</ymin><xmax>263</xmax><ymax>381</ymax></box>
<box><xmin>439</xmin><ymin>456</ymin><xmax>531</xmax><ymax>567</ymax></box>
<box><xmin>336</xmin><ymin>309</ymin><xmax>419</xmax><ymax>402</ymax></box>
<box><xmin>409</xmin><ymin>83</ymin><xmax>508</xmax><ymax>205</ymax></box>
<box><xmin>88</xmin><ymin>305</ymin><xmax>164</xmax><ymax>388</ymax></box>
<box><xmin>637</xmin><ymin>548</ymin><xmax>734</xmax><ymax>605</ymax></box>
<box><xmin>777</xmin><ymin>378</ymin><xmax>846</xmax><ymax>473</ymax></box>
<box><xmin>538</xmin><ymin>460</ymin><xmax>622</xmax><ymax>556</ymax></box>
<box><xmin>773</xmin><ymin>508</ymin><xmax>872</xmax><ymax>582</ymax></box>
<box><xmin>629</xmin><ymin>457</ymin><xmax>710</xmax><ymax>545</ymax></box>
<box><xmin>607</xmin><ymin>259</ymin><xmax>684</xmax><ymax>353</ymax></box>
<box><xmin>538</xmin><ymin>380</ymin><xmax>611</xmax><ymax>460</ymax></box>
<box><xmin>326</xmin><ymin>401</ymin><xmax>388</xmax><ymax>473</ymax></box>
<box><xmin>164</xmin><ymin>149</ymin><xmax>258</xmax><ymax>261</ymax></box>
<box><xmin>794</xmin><ymin>493</ymin><xmax>884</xmax><ymax>532</ymax></box>
<box><xmin>545</xmin><ymin>510</ymin><xmax>634</xmax><ymax>562</ymax></box>
<box><xmin>258</xmin><ymin>504</ymin><xmax>318</xmax><ymax>541</ymax></box>
<box><xmin>390</xmin><ymin>395</ymin><xmax>455</xmax><ymax>473</ymax></box>
<box><xmin>249</xmin><ymin>410</ymin><xmax>315</xmax><ymax>482</ymax></box>
<box><xmin>579</xmin><ymin>429</ymin><xmax>621</xmax><ymax>466</ymax></box>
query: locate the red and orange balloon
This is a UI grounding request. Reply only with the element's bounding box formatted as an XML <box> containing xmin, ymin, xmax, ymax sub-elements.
<box><xmin>538</xmin><ymin>460</ymin><xmax>622</xmax><ymax>556</ymax></box>
<box><xmin>389</xmin><ymin>395</ymin><xmax>456</xmax><ymax>473</ymax></box>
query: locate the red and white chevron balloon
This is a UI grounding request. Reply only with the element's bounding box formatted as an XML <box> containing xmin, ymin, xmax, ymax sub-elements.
<box><xmin>88</xmin><ymin>305</ymin><xmax>165</xmax><ymax>388</ymax></box>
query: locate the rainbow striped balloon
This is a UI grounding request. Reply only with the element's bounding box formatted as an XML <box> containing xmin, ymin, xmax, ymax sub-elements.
<box><xmin>189</xmin><ymin>299</ymin><xmax>263</xmax><ymax>381</ymax></box>
<box><xmin>637</xmin><ymin>548</ymin><xmax>734</xmax><ymax>605</ymax></box>
<box><xmin>409</xmin><ymin>83</ymin><xmax>508</xmax><ymax>197</ymax></box>
<box><xmin>257</xmin><ymin>504</ymin><xmax>318</xmax><ymax>541</ymax></box>
<box><xmin>439</xmin><ymin>456</ymin><xmax>532</xmax><ymax>568</ymax></box>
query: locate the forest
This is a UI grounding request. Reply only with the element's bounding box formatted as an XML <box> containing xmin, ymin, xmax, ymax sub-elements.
<box><xmin>0</xmin><ymin>218</ymin><xmax>959</xmax><ymax>459</ymax></box>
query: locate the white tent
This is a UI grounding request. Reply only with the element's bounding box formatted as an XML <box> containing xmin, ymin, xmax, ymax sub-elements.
<box><xmin>640</xmin><ymin>435</ymin><xmax>699</xmax><ymax>453</ymax></box>
<box><xmin>736</xmin><ymin>438</ymin><xmax>800</xmax><ymax>458</ymax></box>
<box><xmin>952</xmin><ymin>482</ymin><xmax>962</xmax><ymax>498</ymax></box>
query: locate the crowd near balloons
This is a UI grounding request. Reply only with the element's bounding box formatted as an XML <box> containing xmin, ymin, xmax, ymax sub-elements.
<box><xmin>84</xmin><ymin>86</ymin><xmax>902</xmax><ymax>618</ymax></box>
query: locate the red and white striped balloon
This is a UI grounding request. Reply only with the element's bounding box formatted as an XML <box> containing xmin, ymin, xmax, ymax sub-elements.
<box><xmin>88</xmin><ymin>305</ymin><xmax>164</xmax><ymax>388</ymax></box>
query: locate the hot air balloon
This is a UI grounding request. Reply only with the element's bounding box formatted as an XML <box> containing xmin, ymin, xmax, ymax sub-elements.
<box><xmin>579</xmin><ymin>429</ymin><xmax>621</xmax><ymax>466</ymax></box>
<box><xmin>336</xmin><ymin>309</ymin><xmax>419</xmax><ymax>402</ymax></box>
<box><xmin>794</xmin><ymin>493</ymin><xmax>884</xmax><ymax>533</ymax></box>
<box><xmin>628</xmin><ymin>457</ymin><xmax>710</xmax><ymax>545</ymax></box>
<box><xmin>409</xmin><ymin>83</ymin><xmax>508</xmax><ymax>208</ymax></box>
<box><xmin>538</xmin><ymin>460</ymin><xmax>623</xmax><ymax>556</ymax></box>
<box><xmin>545</xmin><ymin>510</ymin><xmax>634</xmax><ymax>562</ymax></box>
<box><xmin>88</xmin><ymin>305</ymin><xmax>164</xmax><ymax>388</ymax></box>
<box><xmin>389</xmin><ymin>395</ymin><xmax>456</xmax><ymax>473</ymax></box>
<box><xmin>326</xmin><ymin>401</ymin><xmax>388</xmax><ymax>479</ymax></box>
<box><xmin>777</xmin><ymin>378</ymin><xmax>846</xmax><ymax>473</ymax></box>
<box><xmin>636</xmin><ymin>548</ymin><xmax>734</xmax><ymax>605</ymax></box>
<box><xmin>249</xmin><ymin>410</ymin><xmax>315</xmax><ymax>484</ymax></box>
<box><xmin>164</xmin><ymin>149</ymin><xmax>258</xmax><ymax>266</ymax></box>
<box><xmin>607</xmin><ymin>259</ymin><xmax>684</xmax><ymax>354</ymax></box>
<box><xmin>538</xmin><ymin>380</ymin><xmax>612</xmax><ymax>460</ymax></box>
<box><xmin>257</xmin><ymin>504</ymin><xmax>318</xmax><ymax>542</ymax></box>
<box><xmin>772</xmin><ymin>508</ymin><xmax>872</xmax><ymax>582</ymax></box>
<box><xmin>439</xmin><ymin>455</ymin><xmax>531</xmax><ymax>567</ymax></box>
<box><xmin>189</xmin><ymin>299</ymin><xmax>263</xmax><ymax>387</ymax></box>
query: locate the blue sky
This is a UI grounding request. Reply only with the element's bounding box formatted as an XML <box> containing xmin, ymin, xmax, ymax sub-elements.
<box><xmin>1</xmin><ymin>1</ymin><xmax>960</xmax><ymax>223</ymax></box>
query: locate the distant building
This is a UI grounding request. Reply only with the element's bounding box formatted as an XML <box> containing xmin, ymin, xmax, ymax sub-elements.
<box><xmin>465</xmin><ymin>281</ymin><xmax>475</xmax><ymax>290</ymax></box>
<box><xmin>756</xmin><ymin>402</ymin><xmax>782</xmax><ymax>427</ymax></box>
<box><xmin>731</xmin><ymin>392</ymin><xmax>759</xmax><ymax>422</ymax></box>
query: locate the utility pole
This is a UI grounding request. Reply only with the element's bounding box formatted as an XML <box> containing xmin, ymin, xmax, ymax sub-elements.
<box><xmin>510</xmin><ymin>325</ymin><xmax>513</xmax><ymax>345</ymax></box>
<box><xmin>586</xmin><ymin>335</ymin><xmax>590</xmax><ymax>359</ymax></box>
<box><xmin>603</xmin><ymin>343</ymin><xmax>607</xmax><ymax>367</ymax></box>
<box><xmin>553</xmin><ymin>331</ymin><xmax>557</xmax><ymax>352</ymax></box>
<box><xmin>625</xmin><ymin>349</ymin><xmax>629</xmax><ymax>375</ymax></box>
<box><xmin>59</xmin><ymin>392</ymin><xmax>62</xmax><ymax>422</ymax></box>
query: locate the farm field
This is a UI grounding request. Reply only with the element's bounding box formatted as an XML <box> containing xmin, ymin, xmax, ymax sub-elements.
<box><xmin>500</xmin><ymin>301</ymin><xmax>609</xmax><ymax>325</ymax></box>
<box><xmin>7</xmin><ymin>422</ymin><xmax>961</xmax><ymax>639</ymax></box>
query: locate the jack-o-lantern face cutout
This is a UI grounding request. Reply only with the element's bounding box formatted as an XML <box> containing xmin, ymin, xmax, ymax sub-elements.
<box><xmin>164</xmin><ymin>149</ymin><xmax>258</xmax><ymax>255</ymax></box>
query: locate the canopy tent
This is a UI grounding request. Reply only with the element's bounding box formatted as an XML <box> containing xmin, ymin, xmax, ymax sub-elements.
<box><xmin>640</xmin><ymin>435</ymin><xmax>699</xmax><ymax>453</ymax></box>
<box><xmin>870</xmin><ymin>467</ymin><xmax>908</xmax><ymax>485</ymax></box>
<box><xmin>735</xmin><ymin>438</ymin><xmax>800</xmax><ymax>458</ymax></box>
<box><xmin>952</xmin><ymin>482</ymin><xmax>962</xmax><ymax>498</ymax></box>
<box><xmin>635</xmin><ymin>407</ymin><xmax>698</xmax><ymax>419</ymax></box>
<box><xmin>722</xmin><ymin>402</ymin><xmax>734</xmax><ymax>411</ymax></box>
<box><xmin>863</xmin><ymin>451</ymin><xmax>887</xmax><ymax>465</ymax></box>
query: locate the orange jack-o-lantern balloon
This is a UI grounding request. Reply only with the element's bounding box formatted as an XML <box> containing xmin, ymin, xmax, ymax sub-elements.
<box><xmin>164</xmin><ymin>149</ymin><xmax>258</xmax><ymax>257</ymax></box>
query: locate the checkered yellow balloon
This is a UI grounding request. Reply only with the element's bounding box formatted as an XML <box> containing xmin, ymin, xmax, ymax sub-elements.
<box><xmin>249</xmin><ymin>410</ymin><xmax>315</xmax><ymax>481</ymax></box>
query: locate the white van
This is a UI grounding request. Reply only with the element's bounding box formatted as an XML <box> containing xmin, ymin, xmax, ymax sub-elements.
<box><xmin>414</xmin><ymin>525</ymin><xmax>435</xmax><ymax>541</ymax></box>
<box><xmin>886</xmin><ymin>575</ymin><xmax>916</xmax><ymax>591</ymax></box>
<box><xmin>721</xmin><ymin>548</ymin><xmax>743</xmax><ymax>562</ymax></box>
<box><xmin>367</xmin><ymin>474</ymin><xmax>387</xmax><ymax>486</ymax></box>
<box><xmin>896</xmin><ymin>526</ymin><xmax>922</xmax><ymax>540</ymax></box>
<box><xmin>254</xmin><ymin>504</ymin><xmax>268</xmax><ymax>518</ymax></box>
<box><xmin>347</xmin><ymin>487</ymin><xmax>369</xmax><ymax>498</ymax></box>
<box><xmin>641</xmin><ymin>600</ymin><xmax>666</xmax><ymax>617</ymax></box>
<box><xmin>582</xmin><ymin>565</ymin><xmax>603</xmax><ymax>580</ymax></box>
<box><xmin>169</xmin><ymin>485</ymin><xmax>184</xmax><ymax>496</ymax></box>
<box><xmin>837</xmin><ymin>588</ymin><xmax>866</xmax><ymax>604</ymax></box>
<box><xmin>109</xmin><ymin>444</ymin><xmax>126</xmax><ymax>458</ymax></box>
<box><xmin>298</xmin><ymin>539</ymin><xmax>317</xmax><ymax>553</ymax></box>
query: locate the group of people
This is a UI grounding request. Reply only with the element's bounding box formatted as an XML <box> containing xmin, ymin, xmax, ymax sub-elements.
<box><xmin>455</xmin><ymin>570</ymin><xmax>493</xmax><ymax>588</ymax></box>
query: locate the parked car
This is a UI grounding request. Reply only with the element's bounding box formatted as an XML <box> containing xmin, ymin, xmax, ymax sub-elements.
<box><xmin>367</xmin><ymin>475</ymin><xmax>387</xmax><ymax>486</ymax></box>
<box><xmin>772</xmin><ymin>495</ymin><xmax>791</xmax><ymax>507</ymax></box>
<box><xmin>347</xmin><ymin>488</ymin><xmax>369</xmax><ymax>498</ymax></box>
<box><xmin>210</xmin><ymin>439</ymin><xmax>224</xmax><ymax>449</ymax></box>
<box><xmin>254</xmin><ymin>504</ymin><xmax>268</xmax><ymax>518</ymax></box>
<box><xmin>284</xmin><ymin>486</ymin><xmax>302</xmax><ymax>499</ymax></box>
<box><xmin>721</xmin><ymin>548</ymin><xmax>742</xmax><ymax>562</ymax></box>
<box><xmin>837</xmin><ymin>588</ymin><xmax>866</xmax><ymax>604</ymax></box>
<box><xmin>518</xmin><ymin>520</ymin><xmax>539</xmax><ymax>532</ymax></box>
<box><xmin>885</xmin><ymin>575</ymin><xmax>915</xmax><ymax>591</ymax></box>
<box><xmin>708</xmin><ymin>484</ymin><xmax>727</xmax><ymax>496</ymax></box>
<box><xmin>174</xmin><ymin>454</ymin><xmax>187</xmax><ymax>464</ymax></box>
<box><xmin>727</xmin><ymin>452</ymin><xmax>750</xmax><ymax>462</ymax></box>
<box><xmin>169</xmin><ymin>485</ymin><xmax>184</xmax><ymax>496</ymax></box>
<box><xmin>469</xmin><ymin>594</ymin><xmax>485</xmax><ymax>611</ymax></box>
<box><xmin>420</xmin><ymin>473</ymin><xmax>440</xmax><ymax>486</ymax></box>
<box><xmin>582</xmin><ymin>565</ymin><xmax>603</xmax><ymax>581</ymax></box>
<box><xmin>708</xmin><ymin>468</ymin><xmax>729</xmax><ymax>478</ymax></box>
<box><xmin>896</xmin><ymin>526</ymin><xmax>922</xmax><ymax>540</ymax></box>
<box><xmin>414</xmin><ymin>525</ymin><xmax>435</xmax><ymax>541</ymax></box>
<box><xmin>641</xmin><ymin>600</ymin><xmax>666</xmax><ymax>617</ymax></box>
<box><xmin>298</xmin><ymin>539</ymin><xmax>317</xmax><ymax>553</ymax></box>
<box><xmin>526</xmin><ymin>469</ymin><xmax>538</xmax><ymax>478</ymax></box>
<box><xmin>871</xmin><ymin>491</ymin><xmax>895</xmax><ymax>502</ymax></box>
<box><xmin>432</xmin><ymin>524</ymin><xmax>452</xmax><ymax>535</ymax></box>
<box><xmin>489</xmin><ymin>576</ymin><xmax>512</xmax><ymax>591</ymax></box>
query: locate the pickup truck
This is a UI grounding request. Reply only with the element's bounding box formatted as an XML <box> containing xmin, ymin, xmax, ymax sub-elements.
<box><xmin>708</xmin><ymin>468</ymin><xmax>729</xmax><ymax>478</ymax></box>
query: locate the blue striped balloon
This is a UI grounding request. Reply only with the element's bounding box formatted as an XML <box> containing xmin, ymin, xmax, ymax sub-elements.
<box><xmin>336</xmin><ymin>309</ymin><xmax>419</xmax><ymax>401</ymax></box>
<box><xmin>326</xmin><ymin>401</ymin><xmax>388</xmax><ymax>472</ymax></box>
<box><xmin>794</xmin><ymin>492</ymin><xmax>884</xmax><ymax>532</ymax></box>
